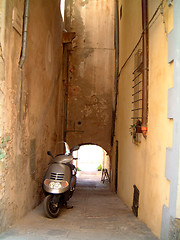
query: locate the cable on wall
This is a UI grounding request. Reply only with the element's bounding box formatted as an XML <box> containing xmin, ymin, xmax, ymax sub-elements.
<box><xmin>117</xmin><ymin>0</ymin><xmax>165</xmax><ymax>78</ymax></box>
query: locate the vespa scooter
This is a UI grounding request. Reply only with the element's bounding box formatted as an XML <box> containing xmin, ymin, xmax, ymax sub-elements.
<box><xmin>42</xmin><ymin>142</ymin><xmax>79</xmax><ymax>218</ymax></box>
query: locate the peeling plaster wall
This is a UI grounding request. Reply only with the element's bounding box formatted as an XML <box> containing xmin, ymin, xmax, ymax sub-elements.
<box><xmin>65</xmin><ymin>0</ymin><xmax>115</xmax><ymax>152</ymax></box>
<box><xmin>0</xmin><ymin>0</ymin><xmax>64</xmax><ymax>232</ymax></box>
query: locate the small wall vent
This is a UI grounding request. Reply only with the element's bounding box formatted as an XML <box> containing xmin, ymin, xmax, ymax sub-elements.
<box><xmin>132</xmin><ymin>185</ymin><xmax>140</xmax><ymax>217</ymax></box>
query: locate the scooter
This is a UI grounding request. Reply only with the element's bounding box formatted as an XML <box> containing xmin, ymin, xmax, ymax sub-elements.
<box><xmin>42</xmin><ymin>142</ymin><xmax>79</xmax><ymax>218</ymax></box>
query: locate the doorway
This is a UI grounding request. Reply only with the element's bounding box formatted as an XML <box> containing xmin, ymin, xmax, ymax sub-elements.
<box><xmin>115</xmin><ymin>140</ymin><xmax>118</xmax><ymax>193</ymax></box>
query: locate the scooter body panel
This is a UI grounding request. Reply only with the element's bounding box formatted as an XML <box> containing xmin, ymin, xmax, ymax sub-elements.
<box><xmin>43</xmin><ymin>163</ymin><xmax>71</xmax><ymax>194</ymax></box>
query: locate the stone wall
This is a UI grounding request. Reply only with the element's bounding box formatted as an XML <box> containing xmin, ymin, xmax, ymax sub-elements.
<box><xmin>65</xmin><ymin>0</ymin><xmax>115</xmax><ymax>153</ymax></box>
<box><xmin>0</xmin><ymin>0</ymin><xmax>64</xmax><ymax>232</ymax></box>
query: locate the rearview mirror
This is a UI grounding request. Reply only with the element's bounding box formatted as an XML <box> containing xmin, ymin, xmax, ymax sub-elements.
<box><xmin>47</xmin><ymin>151</ymin><xmax>54</xmax><ymax>159</ymax></box>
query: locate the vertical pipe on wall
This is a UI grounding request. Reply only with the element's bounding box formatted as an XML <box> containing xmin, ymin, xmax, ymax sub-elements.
<box><xmin>19</xmin><ymin>0</ymin><xmax>30</xmax><ymax>68</ymax></box>
<box><xmin>63</xmin><ymin>47</ymin><xmax>69</xmax><ymax>141</ymax></box>
<box><xmin>1</xmin><ymin>0</ymin><xmax>6</xmax><ymax>58</ymax></box>
<box><xmin>111</xmin><ymin>0</ymin><xmax>119</xmax><ymax>145</ymax></box>
<box><xmin>141</xmin><ymin>0</ymin><xmax>148</xmax><ymax>137</ymax></box>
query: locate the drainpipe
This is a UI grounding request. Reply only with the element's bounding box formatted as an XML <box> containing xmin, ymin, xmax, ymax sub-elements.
<box><xmin>19</xmin><ymin>0</ymin><xmax>30</xmax><ymax>68</ymax></box>
<box><xmin>111</xmin><ymin>0</ymin><xmax>119</xmax><ymax>145</ymax></box>
<box><xmin>141</xmin><ymin>0</ymin><xmax>148</xmax><ymax>137</ymax></box>
<box><xmin>63</xmin><ymin>48</ymin><xmax>69</xmax><ymax>141</ymax></box>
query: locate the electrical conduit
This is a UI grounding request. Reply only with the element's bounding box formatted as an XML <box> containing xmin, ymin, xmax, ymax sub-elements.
<box><xmin>19</xmin><ymin>0</ymin><xmax>30</xmax><ymax>68</ymax></box>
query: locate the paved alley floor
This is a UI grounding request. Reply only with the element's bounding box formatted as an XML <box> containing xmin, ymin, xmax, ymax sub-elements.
<box><xmin>0</xmin><ymin>171</ymin><xmax>158</xmax><ymax>240</ymax></box>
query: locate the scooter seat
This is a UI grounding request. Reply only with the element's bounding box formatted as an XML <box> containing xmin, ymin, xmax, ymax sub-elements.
<box><xmin>54</xmin><ymin>155</ymin><xmax>73</xmax><ymax>163</ymax></box>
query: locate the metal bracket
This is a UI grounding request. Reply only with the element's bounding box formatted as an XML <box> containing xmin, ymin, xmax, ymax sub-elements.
<box><xmin>168</xmin><ymin>0</ymin><xmax>173</xmax><ymax>6</ymax></box>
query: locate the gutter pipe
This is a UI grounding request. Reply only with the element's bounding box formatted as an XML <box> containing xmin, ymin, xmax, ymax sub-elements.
<box><xmin>111</xmin><ymin>0</ymin><xmax>119</xmax><ymax>145</ymax></box>
<box><xmin>19</xmin><ymin>0</ymin><xmax>30</xmax><ymax>68</ymax></box>
<box><xmin>141</xmin><ymin>0</ymin><xmax>148</xmax><ymax>137</ymax></box>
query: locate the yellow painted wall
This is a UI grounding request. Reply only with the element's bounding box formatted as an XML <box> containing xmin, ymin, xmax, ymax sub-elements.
<box><xmin>112</xmin><ymin>0</ymin><xmax>173</xmax><ymax>237</ymax></box>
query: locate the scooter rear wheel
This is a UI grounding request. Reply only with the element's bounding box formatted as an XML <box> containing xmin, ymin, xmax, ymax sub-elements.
<box><xmin>43</xmin><ymin>195</ymin><xmax>60</xmax><ymax>218</ymax></box>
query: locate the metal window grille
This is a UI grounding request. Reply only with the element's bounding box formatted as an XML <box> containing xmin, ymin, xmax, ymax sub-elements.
<box><xmin>132</xmin><ymin>49</ymin><xmax>143</xmax><ymax>124</ymax></box>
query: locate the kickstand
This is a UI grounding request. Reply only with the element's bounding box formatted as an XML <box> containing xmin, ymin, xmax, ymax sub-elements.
<box><xmin>64</xmin><ymin>202</ymin><xmax>73</xmax><ymax>209</ymax></box>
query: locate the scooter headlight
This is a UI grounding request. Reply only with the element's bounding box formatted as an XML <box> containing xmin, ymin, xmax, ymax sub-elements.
<box><xmin>49</xmin><ymin>182</ymin><xmax>61</xmax><ymax>189</ymax></box>
<box><xmin>44</xmin><ymin>179</ymin><xmax>69</xmax><ymax>189</ymax></box>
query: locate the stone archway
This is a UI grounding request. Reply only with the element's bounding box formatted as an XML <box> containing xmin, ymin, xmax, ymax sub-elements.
<box><xmin>64</xmin><ymin>0</ymin><xmax>115</xmax><ymax>153</ymax></box>
<box><xmin>72</xmin><ymin>143</ymin><xmax>110</xmax><ymax>176</ymax></box>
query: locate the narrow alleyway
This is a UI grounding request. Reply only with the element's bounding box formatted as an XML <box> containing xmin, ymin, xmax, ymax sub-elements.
<box><xmin>0</xmin><ymin>172</ymin><xmax>158</xmax><ymax>240</ymax></box>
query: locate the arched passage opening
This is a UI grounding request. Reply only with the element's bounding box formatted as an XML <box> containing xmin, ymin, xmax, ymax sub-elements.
<box><xmin>72</xmin><ymin>144</ymin><xmax>110</xmax><ymax>173</ymax></box>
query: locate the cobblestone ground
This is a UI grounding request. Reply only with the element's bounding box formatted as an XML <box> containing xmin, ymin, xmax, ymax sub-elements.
<box><xmin>0</xmin><ymin>171</ymin><xmax>159</xmax><ymax>240</ymax></box>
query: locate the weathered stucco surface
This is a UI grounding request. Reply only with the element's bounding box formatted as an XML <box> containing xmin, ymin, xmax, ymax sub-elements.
<box><xmin>111</xmin><ymin>0</ymin><xmax>173</xmax><ymax>238</ymax></box>
<box><xmin>65</xmin><ymin>0</ymin><xmax>115</xmax><ymax>152</ymax></box>
<box><xmin>0</xmin><ymin>0</ymin><xmax>64</xmax><ymax>232</ymax></box>
<box><xmin>0</xmin><ymin>0</ymin><xmax>178</xmax><ymax>238</ymax></box>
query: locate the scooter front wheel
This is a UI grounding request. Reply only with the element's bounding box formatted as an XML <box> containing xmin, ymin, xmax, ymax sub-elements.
<box><xmin>43</xmin><ymin>195</ymin><xmax>60</xmax><ymax>218</ymax></box>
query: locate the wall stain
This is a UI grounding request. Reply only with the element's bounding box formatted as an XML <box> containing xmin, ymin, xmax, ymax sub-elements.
<box><xmin>79</xmin><ymin>0</ymin><xmax>89</xmax><ymax>7</ymax></box>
